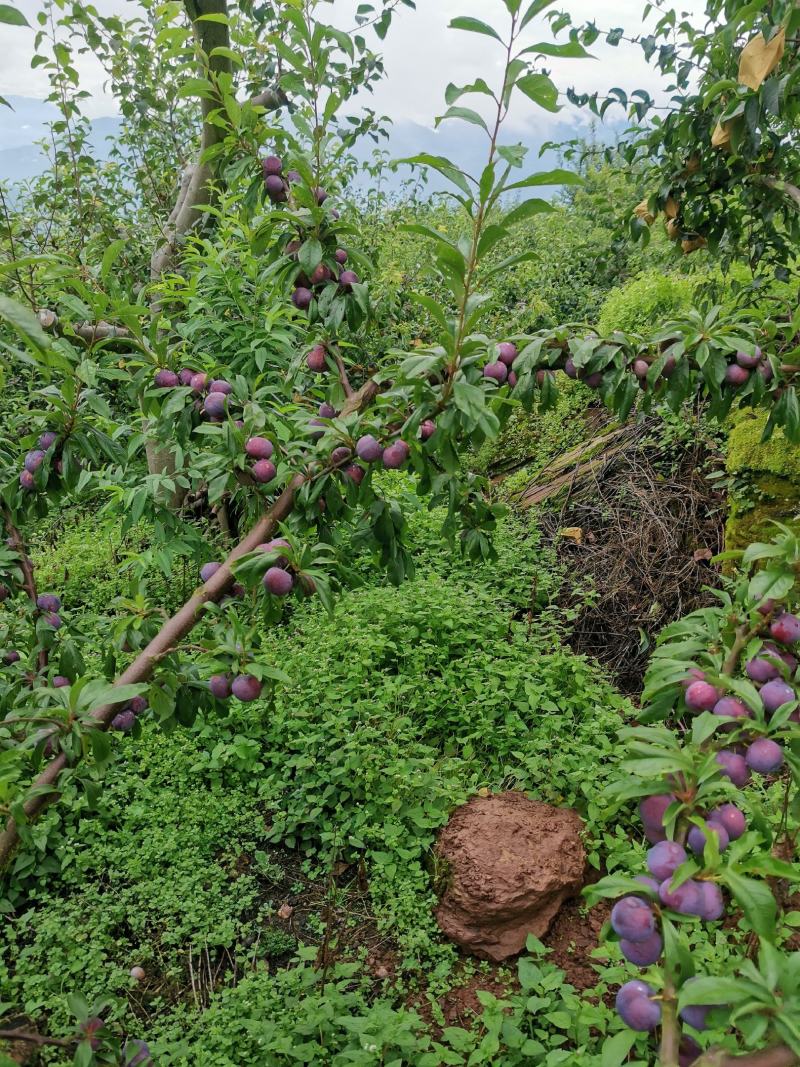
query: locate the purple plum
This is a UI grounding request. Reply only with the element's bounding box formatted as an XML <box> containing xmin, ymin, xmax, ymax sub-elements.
<box><xmin>307</xmin><ymin>345</ymin><xmax>327</xmax><ymax>372</ymax></box>
<box><xmin>497</xmin><ymin>342</ymin><xmax>518</xmax><ymax>366</ymax></box>
<box><xmin>24</xmin><ymin>449</ymin><xmax>45</xmax><ymax>473</ymax></box>
<box><xmin>209</xmin><ymin>674</ymin><xmax>232</xmax><ymax>700</ymax></box>
<box><xmin>679</xmin><ymin>1035</ymin><xmax>702</xmax><ymax>1067</ymax></box>
<box><xmin>715</xmin><ymin>750</ymin><xmax>750</xmax><ymax>787</ymax></box>
<box><xmin>3</xmin><ymin>650</ymin><xmax>20</xmax><ymax>664</ymax></box>
<box><xmin>178</xmin><ymin>368</ymin><xmax>195</xmax><ymax>385</ymax></box>
<box><xmin>647</xmin><ymin>840</ymin><xmax>687</xmax><ymax>881</ymax></box>
<box><xmin>20</xmin><ymin>470</ymin><xmax>35</xmax><ymax>491</ymax></box>
<box><xmin>292</xmin><ymin>287</ymin><xmax>313</xmax><ymax>310</ymax></box>
<box><xmin>420</xmin><ymin>419</ymin><xmax>437</xmax><ymax>441</ymax></box>
<box><xmin>356</xmin><ymin>435</ymin><xmax>382</xmax><ymax>462</ymax></box>
<box><xmin>112</xmin><ymin>710</ymin><xmax>136</xmax><ymax>732</ymax></box>
<box><xmin>687</xmin><ymin>820</ymin><xmax>729</xmax><ymax>855</ymax></box>
<box><xmin>53</xmin><ymin>675</ymin><xmax>70</xmax><ymax>687</ymax></box>
<box><xmin>611</xmin><ymin>896</ymin><xmax>656</xmax><ymax>942</ymax></box>
<box><xmin>318</xmin><ymin>403</ymin><xmax>336</xmax><ymax>419</ymax></box>
<box><xmin>344</xmin><ymin>464</ymin><xmax>364</xmax><ymax>485</ymax></box>
<box><xmin>620</xmin><ymin>931</ymin><xmax>663</xmax><ymax>966</ymax></box>
<box><xmin>124</xmin><ymin>1039</ymin><xmax>152</xmax><ymax>1066</ymax></box>
<box><xmin>771</xmin><ymin>612</ymin><xmax>800</xmax><ymax>645</ymax></box>
<box><xmin>190</xmin><ymin>372</ymin><xmax>209</xmax><ymax>393</ymax></box>
<box><xmin>760</xmin><ymin>678</ymin><xmax>795</xmax><ymax>713</ymax></box>
<box><xmin>725</xmin><ymin>364</ymin><xmax>750</xmax><ymax>386</ymax></box>
<box><xmin>252</xmin><ymin>460</ymin><xmax>277</xmax><ymax>484</ymax></box>
<box><xmin>686</xmin><ymin>680</ymin><xmax>720</xmax><ymax>711</ymax></box>
<box><xmin>634</xmin><ymin>875</ymin><xmax>661</xmax><ymax>895</ymax></box>
<box><xmin>633</xmin><ymin>359</ymin><xmax>650</xmax><ymax>380</ymax></box>
<box><xmin>658</xmin><ymin>878</ymin><xmax>702</xmax><ymax>914</ymax></box>
<box><xmin>339</xmin><ymin>270</ymin><xmax>359</xmax><ymax>290</ymax></box>
<box><xmin>200</xmin><ymin>562</ymin><xmax>221</xmax><ymax>583</ymax></box>
<box><xmin>713</xmin><ymin>696</ymin><xmax>751</xmax><ymax>720</ymax></box>
<box><xmin>746</xmin><ymin>655</ymin><xmax>781</xmax><ymax>683</ymax></box>
<box><xmin>615</xmin><ymin>980</ymin><xmax>661</xmax><ymax>1031</ymax></box>
<box><xmin>258</xmin><ymin>538</ymin><xmax>291</xmax><ymax>565</ymax></box>
<box><xmin>314</xmin><ymin>186</ymin><xmax>328</xmax><ymax>204</ymax></box>
<box><xmin>640</xmin><ymin>793</ymin><xmax>676</xmax><ymax>830</ymax></box>
<box><xmin>736</xmin><ymin>348</ymin><xmax>761</xmax><ymax>369</ymax></box>
<box><xmin>483</xmin><ymin>361</ymin><xmax>508</xmax><ymax>383</ymax></box>
<box><xmin>262</xmin><ymin>155</ymin><xmax>282</xmax><ymax>176</ymax></box>
<box><xmin>231</xmin><ymin>674</ymin><xmax>262</xmax><ymax>702</ymax></box>
<box><xmin>265</xmin><ymin>174</ymin><xmax>286</xmax><ymax>201</ymax></box>
<box><xmin>43</xmin><ymin>611</ymin><xmax>61</xmax><ymax>629</ymax></box>
<box><xmin>508</xmin><ymin>370</ymin><xmax>518</xmax><ymax>387</ymax></box>
<box><xmin>263</xmin><ymin>567</ymin><xmax>294</xmax><ymax>596</ymax></box>
<box><xmin>331</xmin><ymin>446</ymin><xmax>351</xmax><ymax>465</ymax></box>
<box><xmin>382</xmin><ymin>441</ymin><xmax>410</xmax><ymax>469</ymax></box>
<box><xmin>681</xmin><ymin>668</ymin><xmax>706</xmax><ymax>689</ymax></box>
<box><xmin>204</xmin><ymin>392</ymin><xmax>227</xmax><ymax>419</ymax></box>
<box><xmin>335</xmin><ymin>249</ymin><xmax>348</xmax><ymax>264</ymax></box>
<box><xmin>745</xmin><ymin>737</ymin><xmax>784</xmax><ymax>774</ymax></box>
<box><xmin>711</xmin><ymin>803</ymin><xmax>746</xmax><ymax>840</ymax></box>
<box><xmin>246</xmin><ymin>437</ymin><xmax>274</xmax><ymax>460</ymax></box>
<box><xmin>37</xmin><ymin>593</ymin><xmax>61</xmax><ymax>613</ymax></box>
<box><xmin>154</xmin><ymin>369</ymin><xmax>179</xmax><ymax>388</ymax></box>
<box><xmin>38</xmin><ymin>430</ymin><xmax>58</xmax><ymax>449</ymax></box>
<box><xmin>210</xmin><ymin>379</ymin><xmax>232</xmax><ymax>395</ymax></box>
<box><xmin>130</xmin><ymin>696</ymin><xmax>148</xmax><ymax>714</ymax></box>
<box><xmin>695</xmin><ymin>881</ymin><xmax>724</xmax><ymax>921</ymax></box>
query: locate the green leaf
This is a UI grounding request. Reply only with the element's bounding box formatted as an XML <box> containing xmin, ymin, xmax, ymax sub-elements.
<box><xmin>515</xmin><ymin>73</ymin><xmax>560</xmax><ymax>112</ymax></box>
<box><xmin>519</xmin><ymin>0</ymin><xmax>557</xmax><ymax>30</ymax></box>
<box><xmin>100</xmin><ymin>239</ymin><xmax>126</xmax><ymax>283</ymax></box>
<box><xmin>518</xmin><ymin>40</ymin><xmax>593</xmax><ymax>59</ymax></box>
<box><xmin>299</xmin><ymin>238</ymin><xmax>323</xmax><ymax>274</ymax></box>
<box><xmin>600</xmin><ymin>1030</ymin><xmax>637</xmax><ymax>1067</ymax></box>
<box><xmin>177</xmin><ymin>77</ymin><xmax>216</xmax><ymax>100</ymax></box>
<box><xmin>0</xmin><ymin>294</ymin><xmax>51</xmax><ymax>353</ymax></box>
<box><xmin>393</xmin><ymin>154</ymin><xmax>474</xmax><ymax>198</ymax></box>
<box><xmin>435</xmin><ymin>106</ymin><xmax>489</xmax><ymax>134</ymax></box>
<box><xmin>722</xmin><ymin>870</ymin><xmax>777</xmax><ymax>939</ymax></box>
<box><xmin>445</xmin><ymin>78</ymin><xmax>495</xmax><ymax>105</ymax></box>
<box><xmin>0</xmin><ymin>4</ymin><xmax>28</xmax><ymax>26</ymax></box>
<box><xmin>677</xmin><ymin>975</ymin><xmax>756</xmax><ymax>1008</ymax></box>
<box><xmin>505</xmin><ymin>168</ymin><xmax>582</xmax><ymax>192</ymax></box>
<box><xmin>449</xmin><ymin>16</ymin><xmax>503</xmax><ymax>43</ymax></box>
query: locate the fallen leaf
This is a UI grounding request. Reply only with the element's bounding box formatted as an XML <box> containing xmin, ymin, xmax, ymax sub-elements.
<box><xmin>693</xmin><ymin>547</ymin><xmax>713</xmax><ymax>562</ymax></box>
<box><xmin>560</xmin><ymin>526</ymin><xmax>583</xmax><ymax>544</ymax></box>
<box><xmin>277</xmin><ymin>903</ymin><xmax>293</xmax><ymax>920</ymax></box>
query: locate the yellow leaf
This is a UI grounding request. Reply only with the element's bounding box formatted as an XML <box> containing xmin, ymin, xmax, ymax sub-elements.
<box><xmin>560</xmin><ymin>526</ymin><xmax>583</xmax><ymax>544</ymax></box>
<box><xmin>738</xmin><ymin>27</ymin><xmax>785</xmax><ymax>91</ymax></box>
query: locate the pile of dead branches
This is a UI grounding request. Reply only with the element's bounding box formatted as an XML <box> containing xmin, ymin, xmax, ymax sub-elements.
<box><xmin>520</xmin><ymin>417</ymin><xmax>726</xmax><ymax>694</ymax></box>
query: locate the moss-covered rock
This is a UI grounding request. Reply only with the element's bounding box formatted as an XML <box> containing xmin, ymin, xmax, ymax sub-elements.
<box><xmin>725</xmin><ymin>411</ymin><xmax>800</xmax><ymax>550</ymax></box>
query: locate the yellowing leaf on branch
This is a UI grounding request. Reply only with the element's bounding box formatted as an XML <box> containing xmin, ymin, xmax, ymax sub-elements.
<box><xmin>738</xmin><ymin>28</ymin><xmax>785</xmax><ymax>91</ymax></box>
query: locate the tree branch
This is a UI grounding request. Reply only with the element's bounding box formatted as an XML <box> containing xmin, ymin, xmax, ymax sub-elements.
<box><xmin>694</xmin><ymin>1046</ymin><xmax>800</xmax><ymax>1067</ymax></box>
<box><xmin>0</xmin><ymin>379</ymin><xmax>380</xmax><ymax>870</ymax></box>
<box><xmin>0</xmin><ymin>1028</ymin><xmax>74</xmax><ymax>1049</ymax></box>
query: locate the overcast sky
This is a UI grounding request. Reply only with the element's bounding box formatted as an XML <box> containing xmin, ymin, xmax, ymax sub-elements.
<box><xmin>0</xmin><ymin>0</ymin><xmax>700</xmax><ymax>145</ymax></box>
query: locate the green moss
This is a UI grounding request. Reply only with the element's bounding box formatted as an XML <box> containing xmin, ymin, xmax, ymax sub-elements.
<box><xmin>726</xmin><ymin>489</ymin><xmax>800</xmax><ymax>551</ymax></box>
<box><xmin>596</xmin><ymin>270</ymin><xmax>698</xmax><ymax>335</ymax></box>
<box><xmin>727</xmin><ymin>411</ymin><xmax>800</xmax><ymax>481</ymax></box>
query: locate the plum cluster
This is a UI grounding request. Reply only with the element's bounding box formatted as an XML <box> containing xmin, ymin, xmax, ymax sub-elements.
<box><xmin>19</xmin><ymin>430</ymin><xmax>60</xmax><ymax>493</ymax></box>
<box><xmin>262</xmin><ymin>154</ymin><xmax>327</xmax><ymax>207</ymax></box>
<box><xmin>153</xmin><ymin>368</ymin><xmax>241</xmax><ymax>423</ymax></box>
<box><xmin>110</xmin><ymin>695</ymin><xmax>148</xmax><ymax>733</ymax></box>
<box><xmin>483</xmin><ymin>341</ymin><xmax>519</xmax><ymax>386</ymax></box>
<box><xmin>245</xmin><ymin>436</ymin><xmax>277</xmax><ymax>486</ymax></box>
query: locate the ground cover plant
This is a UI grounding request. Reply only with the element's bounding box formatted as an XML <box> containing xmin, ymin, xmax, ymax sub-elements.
<box><xmin>0</xmin><ymin>0</ymin><xmax>798</xmax><ymax>1063</ymax></box>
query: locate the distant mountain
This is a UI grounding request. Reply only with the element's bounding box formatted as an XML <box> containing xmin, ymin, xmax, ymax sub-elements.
<box><xmin>0</xmin><ymin>95</ymin><xmax>606</xmax><ymax>194</ymax></box>
<box><xmin>0</xmin><ymin>98</ymin><xmax>122</xmax><ymax>185</ymax></box>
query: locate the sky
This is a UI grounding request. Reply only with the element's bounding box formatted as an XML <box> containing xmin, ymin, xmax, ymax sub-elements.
<box><xmin>0</xmin><ymin>0</ymin><xmax>701</xmax><ymax>172</ymax></box>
